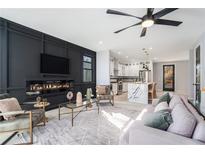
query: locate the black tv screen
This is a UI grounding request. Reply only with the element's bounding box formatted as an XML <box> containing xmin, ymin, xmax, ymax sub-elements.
<box><xmin>40</xmin><ymin>54</ymin><xmax>69</xmax><ymax>75</ymax></box>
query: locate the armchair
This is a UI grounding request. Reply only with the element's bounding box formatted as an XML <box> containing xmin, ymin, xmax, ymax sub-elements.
<box><xmin>0</xmin><ymin>93</ymin><xmax>44</xmax><ymax>145</ymax></box>
<box><xmin>96</xmin><ymin>85</ymin><xmax>114</xmax><ymax>106</ymax></box>
<box><xmin>0</xmin><ymin>111</ymin><xmax>33</xmax><ymax>144</ymax></box>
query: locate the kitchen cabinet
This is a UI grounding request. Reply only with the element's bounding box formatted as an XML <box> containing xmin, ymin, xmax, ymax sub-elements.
<box><xmin>122</xmin><ymin>82</ymin><xmax>128</xmax><ymax>92</ymax></box>
<box><xmin>110</xmin><ymin>57</ymin><xmax>153</xmax><ymax>79</ymax></box>
<box><xmin>118</xmin><ymin>64</ymin><xmax>122</xmax><ymax>76</ymax></box>
<box><xmin>122</xmin><ymin>65</ymin><xmax>125</xmax><ymax>76</ymax></box>
<box><xmin>124</xmin><ymin>64</ymin><xmax>139</xmax><ymax>76</ymax></box>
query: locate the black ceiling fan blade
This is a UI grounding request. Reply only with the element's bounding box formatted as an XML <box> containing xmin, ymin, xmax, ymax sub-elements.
<box><xmin>107</xmin><ymin>9</ymin><xmax>142</xmax><ymax>20</ymax></box>
<box><xmin>114</xmin><ymin>22</ymin><xmax>142</xmax><ymax>33</ymax></box>
<box><xmin>140</xmin><ymin>28</ymin><xmax>147</xmax><ymax>37</ymax></box>
<box><xmin>147</xmin><ymin>8</ymin><xmax>154</xmax><ymax>17</ymax></box>
<box><xmin>155</xmin><ymin>19</ymin><xmax>182</xmax><ymax>26</ymax></box>
<box><xmin>153</xmin><ymin>8</ymin><xmax>178</xmax><ymax>19</ymax></box>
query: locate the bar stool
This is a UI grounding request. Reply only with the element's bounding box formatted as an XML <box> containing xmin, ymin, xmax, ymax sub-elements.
<box><xmin>148</xmin><ymin>82</ymin><xmax>157</xmax><ymax>101</ymax></box>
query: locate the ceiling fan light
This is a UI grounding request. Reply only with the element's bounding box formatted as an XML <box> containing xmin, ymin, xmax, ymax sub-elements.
<box><xmin>142</xmin><ymin>19</ymin><xmax>154</xmax><ymax>28</ymax></box>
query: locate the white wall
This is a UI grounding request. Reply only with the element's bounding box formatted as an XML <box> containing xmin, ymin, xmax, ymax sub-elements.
<box><xmin>96</xmin><ymin>50</ymin><xmax>110</xmax><ymax>85</ymax></box>
<box><xmin>153</xmin><ymin>60</ymin><xmax>189</xmax><ymax>95</ymax></box>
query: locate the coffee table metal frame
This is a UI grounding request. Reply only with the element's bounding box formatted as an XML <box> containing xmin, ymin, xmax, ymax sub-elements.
<box><xmin>58</xmin><ymin>99</ymin><xmax>99</xmax><ymax>126</ymax></box>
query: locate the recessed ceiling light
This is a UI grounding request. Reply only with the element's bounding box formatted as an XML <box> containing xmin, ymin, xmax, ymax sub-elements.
<box><xmin>118</xmin><ymin>52</ymin><xmax>121</xmax><ymax>54</ymax></box>
<box><xmin>98</xmin><ymin>41</ymin><xmax>103</xmax><ymax>45</ymax></box>
<box><xmin>149</xmin><ymin>47</ymin><xmax>152</xmax><ymax>50</ymax></box>
<box><xmin>126</xmin><ymin>56</ymin><xmax>129</xmax><ymax>58</ymax></box>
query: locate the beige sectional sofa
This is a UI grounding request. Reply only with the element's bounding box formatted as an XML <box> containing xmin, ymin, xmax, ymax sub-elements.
<box><xmin>119</xmin><ymin>94</ymin><xmax>205</xmax><ymax>145</ymax></box>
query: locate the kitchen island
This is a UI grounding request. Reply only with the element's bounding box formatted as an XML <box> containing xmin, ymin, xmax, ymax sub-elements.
<box><xmin>128</xmin><ymin>82</ymin><xmax>151</xmax><ymax>104</ymax></box>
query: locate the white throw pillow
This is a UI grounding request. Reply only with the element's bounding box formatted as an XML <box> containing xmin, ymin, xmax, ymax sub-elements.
<box><xmin>154</xmin><ymin>101</ymin><xmax>171</xmax><ymax>112</ymax></box>
<box><xmin>169</xmin><ymin>95</ymin><xmax>183</xmax><ymax>109</ymax></box>
<box><xmin>167</xmin><ymin>103</ymin><xmax>197</xmax><ymax>138</ymax></box>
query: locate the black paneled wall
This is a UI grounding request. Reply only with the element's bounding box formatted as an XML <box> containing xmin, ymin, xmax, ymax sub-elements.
<box><xmin>0</xmin><ymin>17</ymin><xmax>96</xmax><ymax>109</ymax></box>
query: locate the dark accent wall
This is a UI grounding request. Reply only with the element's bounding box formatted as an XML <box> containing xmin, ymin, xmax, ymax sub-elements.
<box><xmin>0</xmin><ymin>17</ymin><xmax>96</xmax><ymax>109</ymax></box>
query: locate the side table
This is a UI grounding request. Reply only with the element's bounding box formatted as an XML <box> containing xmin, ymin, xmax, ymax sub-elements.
<box><xmin>34</xmin><ymin>102</ymin><xmax>50</xmax><ymax>125</ymax></box>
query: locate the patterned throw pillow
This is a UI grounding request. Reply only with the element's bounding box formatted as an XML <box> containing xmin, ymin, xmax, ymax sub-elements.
<box><xmin>144</xmin><ymin>110</ymin><xmax>173</xmax><ymax>131</ymax></box>
<box><xmin>157</xmin><ymin>93</ymin><xmax>171</xmax><ymax>104</ymax></box>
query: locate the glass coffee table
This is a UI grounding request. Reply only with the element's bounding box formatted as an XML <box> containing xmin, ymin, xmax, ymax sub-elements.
<box><xmin>58</xmin><ymin>99</ymin><xmax>99</xmax><ymax>126</ymax></box>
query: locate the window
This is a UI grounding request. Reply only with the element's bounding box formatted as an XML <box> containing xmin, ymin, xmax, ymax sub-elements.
<box><xmin>83</xmin><ymin>55</ymin><xmax>93</xmax><ymax>82</ymax></box>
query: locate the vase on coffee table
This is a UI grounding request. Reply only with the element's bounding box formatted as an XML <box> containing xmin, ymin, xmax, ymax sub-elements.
<box><xmin>86</xmin><ymin>88</ymin><xmax>93</xmax><ymax>108</ymax></box>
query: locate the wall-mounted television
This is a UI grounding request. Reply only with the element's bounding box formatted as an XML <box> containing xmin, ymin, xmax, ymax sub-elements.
<box><xmin>40</xmin><ymin>53</ymin><xmax>70</xmax><ymax>75</ymax></box>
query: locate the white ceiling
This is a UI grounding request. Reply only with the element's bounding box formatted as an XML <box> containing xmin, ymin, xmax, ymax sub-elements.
<box><xmin>0</xmin><ymin>8</ymin><xmax>205</xmax><ymax>62</ymax></box>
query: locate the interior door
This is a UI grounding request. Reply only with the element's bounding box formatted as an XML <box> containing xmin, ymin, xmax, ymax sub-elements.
<box><xmin>194</xmin><ymin>45</ymin><xmax>201</xmax><ymax>109</ymax></box>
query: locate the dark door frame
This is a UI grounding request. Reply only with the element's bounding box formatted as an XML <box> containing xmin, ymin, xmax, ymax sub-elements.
<box><xmin>163</xmin><ymin>64</ymin><xmax>175</xmax><ymax>91</ymax></box>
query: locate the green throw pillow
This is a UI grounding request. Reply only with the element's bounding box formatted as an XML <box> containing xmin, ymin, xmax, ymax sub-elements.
<box><xmin>157</xmin><ymin>93</ymin><xmax>171</xmax><ymax>104</ymax></box>
<box><xmin>144</xmin><ymin>110</ymin><xmax>173</xmax><ymax>131</ymax></box>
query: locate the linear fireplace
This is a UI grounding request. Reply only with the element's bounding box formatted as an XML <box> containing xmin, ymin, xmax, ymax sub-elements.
<box><xmin>26</xmin><ymin>79</ymin><xmax>74</xmax><ymax>96</ymax></box>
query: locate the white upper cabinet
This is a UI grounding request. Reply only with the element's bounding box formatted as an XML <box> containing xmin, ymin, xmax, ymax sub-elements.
<box><xmin>110</xmin><ymin>56</ymin><xmax>153</xmax><ymax>78</ymax></box>
<box><xmin>118</xmin><ymin>63</ymin><xmax>122</xmax><ymax>76</ymax></box>
<box><xmin>124</xmin><ymin>64</ymin><xmax>139</xmax><ymax>76</ymax></box>
<box><xmin>118</xmin><ymin>63</ymin><xmax>128</xmax><ymax>76</ymax></box>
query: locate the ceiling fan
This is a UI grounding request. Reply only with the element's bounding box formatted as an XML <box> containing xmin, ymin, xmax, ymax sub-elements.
<box><xmin>106</xmin><ymin>8</ymin><xmax>183</xmax><ymax>37</ymax></box>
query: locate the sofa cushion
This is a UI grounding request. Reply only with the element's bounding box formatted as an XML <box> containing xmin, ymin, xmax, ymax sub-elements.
<box><xmin>0</xmin><ymin>98</ymin><xmax>22</xmax><ymax>120</ymax></box>
<box><xmin>180</xmin><ymin>96</ymin><xmax>204</xmax><ymax>122</ymax></box>
<box><xmin>169</xmin><ymin>95</ymin><xmax>183</xmax><ymax>109</ymax></box>
<box><xmin>168</xmin><ymin>103</ymin><xmax>197</xmax><ymax>138</ymax></box>
<box><xmin>144</xmin><ymin>110</ymin><xmax>173</xmax><ymax>131</ymax></box>
<box><xmin>154</xmin><ymin>101</ymin><xmax>171</xmax><ymax>112</ymax></box>
<box><xmin>192</xmin><ymin>122</ymin><xmax>205</xmax><ymax>143</ymax></box>
<box><xmin>157</xmin><ymin>93</ymin><xmax>171</xmax><ymax>104</ymax></box>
